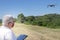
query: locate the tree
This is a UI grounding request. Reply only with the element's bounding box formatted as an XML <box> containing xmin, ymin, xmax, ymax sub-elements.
<box><xmin>17</xmin><ymin>13</ymin><xmax>60</xmax><ymax>28</ymax></box>
<box><xmin>17</xmin><ymin>13</ymin><xmax>25</xmax><ymax>23</ymax></box>
<box><xmin>24</xmin><ymin>16</ymin><xmax>36</xmax><ymax>24</ymax></box>
<box><xmin>0</xmin><ymin>19</ymin><xmax>2</xmax><ymax>23</ymax></box>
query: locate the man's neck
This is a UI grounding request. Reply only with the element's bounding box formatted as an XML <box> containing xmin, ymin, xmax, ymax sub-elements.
<box><xmin>3</xmin><ymin>25</ymin><xmax>11</xmax><ymax>29</ymax></box>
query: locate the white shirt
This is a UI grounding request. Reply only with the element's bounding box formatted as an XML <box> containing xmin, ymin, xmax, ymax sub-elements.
<box><xmin>0</xmin><ymin>26</ymin><xmax>17</xmax><ymax>40</ymax></box>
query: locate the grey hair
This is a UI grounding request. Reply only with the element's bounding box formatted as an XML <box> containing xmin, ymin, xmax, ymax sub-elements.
<box><xmin>2</xmin><ymin>15</ymin><xmax>14</xmax><ymax>26</ymax></box>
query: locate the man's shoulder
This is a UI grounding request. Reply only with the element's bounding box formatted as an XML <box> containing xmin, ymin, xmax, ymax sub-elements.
<box><xmin>0</xmin><ymin>26</ymin><xmax>12</xmax><ymax>33</ymax></box>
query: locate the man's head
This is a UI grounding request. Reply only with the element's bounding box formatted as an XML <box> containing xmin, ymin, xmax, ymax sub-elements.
<box><xmin>2</xmin><ymin>15</ymin><xmax>15</xmax><ymax>28</ymax></box>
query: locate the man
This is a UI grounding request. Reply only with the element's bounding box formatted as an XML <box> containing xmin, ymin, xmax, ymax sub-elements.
<box><xmin>0</xmin><ymin>15</ymin><xmax>17</xmax><ymax>40</ymax></box>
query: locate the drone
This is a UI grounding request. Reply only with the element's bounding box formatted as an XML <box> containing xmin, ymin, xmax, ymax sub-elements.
<box><xmin>47</xmin><ymin>4</ymin><xmax>56</xmax><ymax>8</ymax></box>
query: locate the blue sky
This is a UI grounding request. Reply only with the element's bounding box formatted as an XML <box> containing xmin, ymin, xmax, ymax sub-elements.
<box><xmin>0</xmin><ymin>0</ymin><xmax>60</xmax><ymax>19</ymax></box>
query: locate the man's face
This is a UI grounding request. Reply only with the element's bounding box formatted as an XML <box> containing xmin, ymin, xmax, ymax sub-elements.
<box><xmin>8</xmin><ymin>21</ymin><xmax>15</xmax><ymax>28</ymax></box>
<box><xmin>11</xmin><ymin>21</ymin><xmax>14</xmax><ymax>27</ymax></box>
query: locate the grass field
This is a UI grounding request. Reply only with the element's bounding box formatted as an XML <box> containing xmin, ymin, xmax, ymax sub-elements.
<box><xmin>12</xmin><ymin>23</ymin><xmax>60</xmax><ymax>40</ymax></box>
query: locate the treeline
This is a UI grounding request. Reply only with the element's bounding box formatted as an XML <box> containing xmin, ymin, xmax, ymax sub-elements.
<box><xmin>17</xmin><ymin>13</ymin><xmax>60</xmax><ymax>28</ymax></box>
<box><xmin>0</xmin><ymin>13</ymin><xmax>60</xmax><ymax>28</ymax></box>
<box><xmin>0</xmin><ymin>19</ymin><xmax>2</xmax><ymax>25</ymax></box>
<box><xmin>0</xmin><ymin>19</ymin><xmax>2</xmax><ymax>23</ymax></box>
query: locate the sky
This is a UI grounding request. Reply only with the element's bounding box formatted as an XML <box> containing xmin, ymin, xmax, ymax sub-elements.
<box><xmin>0</xmin><ymin>0</ymin><xmax>60</xmax><ymax>19</ymax></box>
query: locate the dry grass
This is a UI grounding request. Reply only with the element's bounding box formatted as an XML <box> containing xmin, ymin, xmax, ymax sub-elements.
<box><xmin>12</xmin><ymin>23</ymin><xmax>60</xmax><ymax>40</ymax></box>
